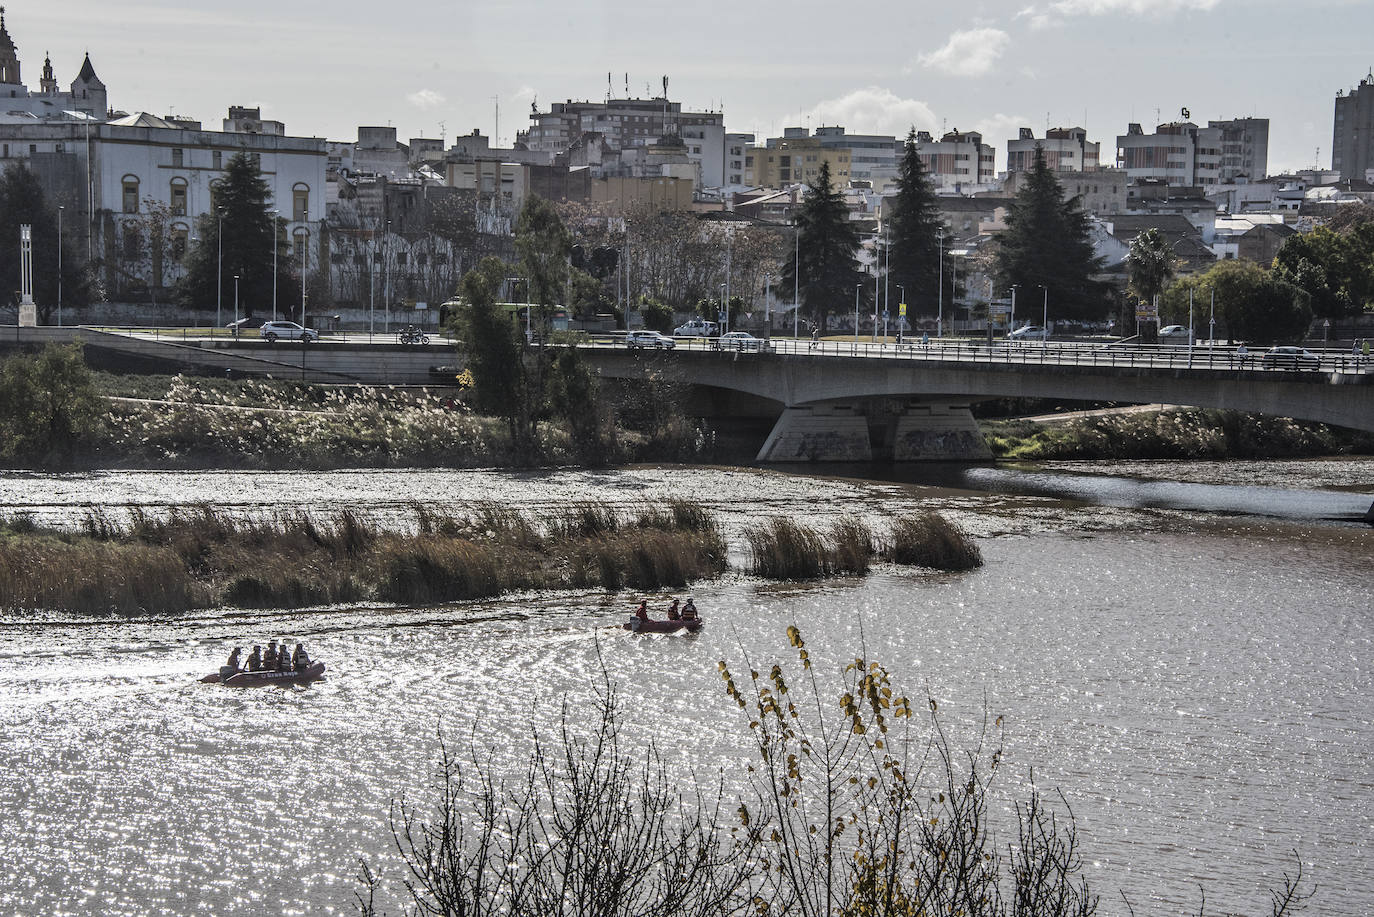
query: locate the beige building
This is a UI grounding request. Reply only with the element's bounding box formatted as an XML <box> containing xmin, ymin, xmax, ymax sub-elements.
<box><xmin>914</xmin><ymin>130</ymin><xmax>996</xmax><ymax>190</ymax></box>
<box><xmin>746</xmin><ymin>136</ymin><xmax>851</xmax><ymax>188</ymax></box>
<box><xmin>1007</xmin><ymin>127</ymin><xmax>1100</xmax><ymax>173</ymax></box>
<box><xmin>1002</xmin><ymin>167</ymin><xmax>1127</xmax><ymax>217</ymax></box>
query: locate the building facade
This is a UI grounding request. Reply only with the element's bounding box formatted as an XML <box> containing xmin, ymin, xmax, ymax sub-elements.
<box><xmin>1333</xmin><ymin>72</ymin><xmax>1374</xmax><ymax>181</ymax></box>
<box><xmin>1007</xmin><ymin>127</ymin><xmax>1100</xmax><ymax>173</ymax></box>
<box><xmin>1116</xmin><ymin>118</ymin><xmax>1267</xmax><ymax>188</ymax></box>
<box><xmin>914</xmin><ymin>130</ymin><xmax>996</xmax><ymax>191</ymax></box>
<box><xmin>0</xmin><ymin>10</ymin><xmax>106</xmax><ymax>120</ymax></box>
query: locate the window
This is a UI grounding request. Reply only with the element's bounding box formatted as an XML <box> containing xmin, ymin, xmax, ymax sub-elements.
<box><xmin>122</xmin><ymin>176</ymin><xmax>140</xmax><ymax>213</ymax></box>
<box><xmin>171</xmin><ymin>148</ymin><xmax>183</xmax><ymax>167</ymax></box>
<box><xmin>293</xmin><ymin>185</ymin><xmax>309</xmax><ymax>222</ymax></box>
<box><xmin>170</xmin><ymin>179</ymin><xmax>188</xmax><ymax>216</ymax></box>
<box><xmin>56</xmin><ymin>142</ymin><xmax>64</xmax><ymax>153</ymax></box>
<box><xmin>353</xmin><ymin>253</ymin><xmax>365</xmax><ymax>265</ymax></box>
<box><xmin>396</xmin><ymin>252</ymin><xmax>408</xmax><ymax>265</ymax></box>
<box><xmin>122</xmin><ymin>225</ymin><xmax>142</xmax><ymax>259</ymax></box>
<box><xmin>213</xmin><ymin>150</ymin><xmax>222</xmax><ymax>170</ymax></box>
<box><xmin>170</xmin><ymin>226</ymin><xmax>189</xmax><ymax>259</ymax></box>
<box><xmin>417</xmin><ymin>253</ymin><xmax>428</xmax><ymax>266</ymax></box>
<box><xmin>293</xmin><ymin>230</ymin><xmax>308</xmax><ymax>265</ymax></box>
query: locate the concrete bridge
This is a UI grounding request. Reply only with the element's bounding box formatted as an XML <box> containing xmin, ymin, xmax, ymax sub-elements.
<box><xmin>581</xmin><ymin>338</ymin><xmax>1374</xmax><ymax>462</ymax></box>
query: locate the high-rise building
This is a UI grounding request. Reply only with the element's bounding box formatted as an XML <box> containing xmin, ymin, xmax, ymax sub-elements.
<box><xmin>1333</xmin><ymin>72</ymin><xmax>1374</xmax><ymax>181</ymax></box>
<box><xmin>1007</xmin><ymin>127</ymin><xmax>1100</xmax><ymax>173</ymax></box>
<box><xmin>1116</xmin><ymin>118</ymin><xmax>1267</xmax><ymax>188</ymax></box>
<box><xmin>912</xmin><ymin>130</ymin><xmax>996</xmax><ymax>191</ymax></box>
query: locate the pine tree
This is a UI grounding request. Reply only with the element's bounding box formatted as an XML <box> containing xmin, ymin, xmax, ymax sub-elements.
<box><xmin>780</xmin><ymin>161</ymin><xmax>864</xmax><ymax>331</ymax></box>
<box><xmin>993</xmin><ymin>146</ymin><xmax>1106</xmax><ymax>321</ymax></box>
<box><xmin>177</xmin><ymin>152</ymin><xmax>297</xmax><ymax>319</ymax></box>
<box><xmin>887</xmin><ymin>129</ymin><xmax>945</xmax><ymax>316</ymax></box>
<box><xmin>0</xmin><ymin>164</ymin><xmax>87</xmax><ymax>321</ymax></box>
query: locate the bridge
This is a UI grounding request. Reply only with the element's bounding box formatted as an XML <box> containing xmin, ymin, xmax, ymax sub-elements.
<box><xmin>580</xmin><ymin>337</ymin><xmax>1374</xmax><ymax>462</ymax></box>
<box><xmin>5</xmin><ymin>326</ymin><xmax>1370</xmax><ymax>463</ymax></box>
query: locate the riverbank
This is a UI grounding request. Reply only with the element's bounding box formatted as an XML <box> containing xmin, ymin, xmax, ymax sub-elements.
<box><xmin>982</xmin><ymin>406</ymin><xmax>1374</xmax><ymax>461</ymax></box>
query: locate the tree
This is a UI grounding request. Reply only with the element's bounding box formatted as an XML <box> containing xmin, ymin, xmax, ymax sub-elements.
<box><xmin>780</xmin><ymin>161</ymin><xmax>866</xmax><ymax>331</ymax></box>
<box><xmin>994</xmin><ymin>146</ymin><xmax>1106</xmax><ymax>321</ymax></box>
<box><xmin>0</xmin><ymin>163</ymin><xmax>88</xmax><ymax>321</ymax></box>
<box><xmin>451</xmin><ymin>256</ymin><xmax>538</xmax><ymax>460</ymax></box>
<box><xmin>0</xmin><ymin>343</ymin><xmax>103</xmax><ymax>466</ymax></box>
<box><xmin>1272</xmin><ymin>223</ymin><xmax>1374</xmax><ymax>319</ymax></box>
<box><xmin>177</xmin><ymin>152</ymin><xmax>298</xmax><ymax>318</ymax></box>
<box><xmin>1162</xmin><ymin>260</ymin><xmax>1312</xmax><ymax>344</ymax></box>
<box><xmin>515</xmin><ymin>194</ymin><xmax>572</xmax><ymax>329</ymax></box>
<box><xmin>1125</xmin><ymin>228</ymin><xmax>1176</xmax><ymax>309</ymax></box>
<box><xmin>887</xmin><ymin>129</ymin><xmax>946</xmax><ymax>315</ymax></box>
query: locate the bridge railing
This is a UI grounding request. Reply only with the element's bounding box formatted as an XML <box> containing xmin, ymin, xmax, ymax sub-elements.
<box><xmin>586</xmin><ymin>334</ymin><xmax>1369</xmax><ymax>375</ymax></box>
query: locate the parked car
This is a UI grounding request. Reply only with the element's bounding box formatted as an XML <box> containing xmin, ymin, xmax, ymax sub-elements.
<box><xmin>673</xmin><ymin>319</ymin><xmax>720</xmax><ymax>337</ymax></box>
<box><xmin>260</xmin><ymin>320</ymin><xmax>318</xmax><ymax>343</ymax></box>
<box><xmin>1159</xmin><ymin>324</ymin><xmax>1192</xmax><ymax>343</ymax></box>
<box><xmin>626</xmin><ymin>330</ymin><xmax>676</xmax><ymax>350</ymax></box>
<box><xmin>1260</xmin><ymin>346</ymin><xmax>1320</xmax><ymax>369</ymax></box>
<box><xmin>1007</xmin><ymin>324</ymin><xmax>1047</xmax><ymax>341</ymax></box>
<box><xmin>717</xmin><ymin>331</ymin><xmax>763</xmax><ymax>352</ymax></box>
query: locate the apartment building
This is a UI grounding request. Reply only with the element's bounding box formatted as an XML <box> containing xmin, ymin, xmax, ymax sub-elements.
<box><xmin>1006</xmin><ymin>127</ymin><xmax>1100</xmax><ymax>173</ymax></box>
<box><xmin>913</xmin><ymin>130</ymin><xmax>996</xmax><ymax>191</ymax></box>
<box><xmin>747</xmin><ymin>132</ymin><xmax>851</xmax><ymax>188</ymax></box>
<box><xmin>1116</xmin><ymin>118</ymin><xmax>1267</xmax><ymax>188</ymax></box>
<box><xmin>1333</xmin><ymin>72</ymin><xmax>1374</xmax><ymax>181</ymax></box>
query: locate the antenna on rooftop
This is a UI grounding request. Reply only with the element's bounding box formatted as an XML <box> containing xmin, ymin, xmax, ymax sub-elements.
<box><xmin>493</xmin><ymin>95</ymin><xmax>499</xmax><ymax>147</ymax></box>
<box><xmin>607</xmin><ymin>72</ymin><xmax>612</xmax><ymax>103</ymax></box>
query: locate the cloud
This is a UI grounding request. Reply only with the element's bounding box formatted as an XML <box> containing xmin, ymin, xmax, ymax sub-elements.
<box><xmin>1019</xmin><ymin>0</ymin><xmax>1220</xmax><ymax>27</ymax></box>
<box><xmin>800</xmin><ymin>87</ymin><xmax>938</xmax><ymax>137</ymax></box>
<box><xmin>918</xmin><ymin>29</ymin><xmax>1011</xmax><ymax>77</ymax></box>
<box><xmin>407</xmin><ymin>89</ymin><xmax>446</xmax><ymax>110</ymax></box>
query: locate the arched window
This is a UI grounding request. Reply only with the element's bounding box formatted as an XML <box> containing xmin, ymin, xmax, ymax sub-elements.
<box><xmin>169</xmin><ymin>177</ymin><xmax>188</xmax><ymax>216</ymax></box>
<box><xmin>122</xmin><ymin>175</ymin><xmax>140</xmax><ymax>214</ymax></box>
<box><xmin>292</xmin><ymin>183</ymin><xmax>310</xmax><ymax>222</ymax></box>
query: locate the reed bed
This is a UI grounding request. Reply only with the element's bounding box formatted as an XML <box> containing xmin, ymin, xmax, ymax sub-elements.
<box><xmin>881</xmin><ymin>512</ymin><xmax>983</xmax><ymax>571</ymax></box>
<box><xmin>0</xmin><ymin>500</ymin><xmax>728</xmax><ymax>615</ymax></box>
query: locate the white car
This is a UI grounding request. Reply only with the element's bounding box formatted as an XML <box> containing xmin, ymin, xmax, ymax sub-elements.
<box><xmin>1007</xmin><ymin>324</ymin><xmax>1047</xmax><ymax>341</ymax></box>
<box><xmin>674</xmin><ymin>319</ymin><xmax>720</xmax><ymax>337</ymax></box>
<box><xmin>717</xmin><ymin>331</ymin><xmax>763</xmax><ymax>352</ymax></box>
<box><xmin>626</xmin><ymin>330</ymin><xmax>676</xmax><ymax>350</ymax></box>
<box><xmin>259</xmin><ymin>320</ymin><xmax>318</xmax><ymax>343</ymax></box>
<box><xmin>1159</xmin><ymin>324</ymin><xmax>1192</xmax><ymax>343</ymax></box>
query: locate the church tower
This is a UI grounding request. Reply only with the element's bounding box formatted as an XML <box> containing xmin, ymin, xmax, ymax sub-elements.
<box><xmin>0</xmin><ymin>7</ymin><xmax>22</xmax><ymax>86</ymax></box>
<box><xmin>39</xmin><ymin>51</ymin><xmax>55</xmax><ymax>93</ymax></box>
<box><xmin>70</xmin><ymin>52</ymin><xmax>106</xmax><ymax>117</ymax></box>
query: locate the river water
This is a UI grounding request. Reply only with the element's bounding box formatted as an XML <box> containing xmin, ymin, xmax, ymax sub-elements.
<box><xmin>1</xmin><ymin>461</ymin><xmax>1371</xmax><ymax>916</ymax></box>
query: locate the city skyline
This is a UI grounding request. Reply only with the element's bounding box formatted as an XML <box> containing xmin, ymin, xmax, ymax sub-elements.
<box><xmin>15</xmin><ymin>0</ymin><xmax>1374</xmax><ymax>176</ymax></box>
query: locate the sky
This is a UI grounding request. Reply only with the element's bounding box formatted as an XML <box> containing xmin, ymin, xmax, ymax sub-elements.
<box><xmin>14</xmin><ymin>0</ymin><xmax>1374</xmax><ymax>176</ymax></box>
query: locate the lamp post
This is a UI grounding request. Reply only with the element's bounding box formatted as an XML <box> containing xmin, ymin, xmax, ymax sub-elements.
<box><xmin>383</xmin><ymin>220</ymin><xmax>391</xmax><ymax>334</ymax></box>
<box><xmin>1208</xmin><ymin>288</ymin><xmax>1215</xmax><ymax>348</ymax></box>
<box><xmin>897</xmin><ymin>284</ymin><xmax>905</xmax><ymax>345</ymax></box>
<box><xmin>216</xmin><ymin>209</ymin><xmax>224</xmax><ymax>333</ymax></box>
<box><xmin>1009</xmin><ymin>284</ymin><xmax>1018</xmax><ymax>337</ymax></box>
<box><xmin>793</xmin><ymin>222</ymin><xmax>800</xmax><ymax>340</ymax></box>
<box><xmin>57</xmin><ymin>205</ymin><xmax>63</xmax><ymax>327</ymax></box>
<box><xmin>854</xmin><ymin>283</ymin><xmax>861</xmax><ymax>348</ymax></box>
<box><xmin>233</xmin><ymin>273</ymin><xmax>240</xmax><ymax>337</ymax></box>
<box><xmin>764</xmin><ymin>274</ymin><xmax>771</xmax><ymax>339</ymax></box>
<box><xmin>720</xmin><ymin>283</ymin><xmax>727</xmax><ymax>333</ymax></box>
<box><xmin>270</xmin><ymin>210</ymin><xmax>279</xmax><ymax>322</ymax></box>
<box><xmin>937</xmin><ymin>228</ymin><xmax>944</xmax><ymax>339</ymax></box>
<box><xmin>1039</xmin><ymin>284</ymin><xmax>1048</xmax><ymax>348</ymax></box>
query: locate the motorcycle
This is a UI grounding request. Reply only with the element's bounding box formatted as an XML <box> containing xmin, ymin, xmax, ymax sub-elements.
<box><xmin>398</xmin><ymin>326</ymin><xmax>430</xmax><ymax>345</ymax></box>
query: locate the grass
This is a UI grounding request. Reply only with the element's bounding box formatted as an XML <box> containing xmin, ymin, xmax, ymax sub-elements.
<box><xmin>0</xmin><ymin>501</ymin><xmax>729</xmax><ymax>616</ymax></box>
<box><xmin>881</xmin><ymin>513</ymin><xmax>983</xmax><ymax>572</ymax></box>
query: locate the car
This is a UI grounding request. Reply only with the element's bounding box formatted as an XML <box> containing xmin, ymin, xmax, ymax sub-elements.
<box><xmin>1159</xmin><ymin>324</ymin><xmax>1192</xmax><ymax>343</ymax></box>
<box><xmin>625</xmin><ymin>330</ymin><xmax>676</xmax><ymax>350</ymax></box>
<box><xmin>717</xmin><ymin>331</ymin><xmax>763</xmax><ymax>352</ymax></box>
<box><xmin>1260</xmin><ymin>346</ymin><xmax>1320</xmax><ymax>369</ymax></box>
<box><xmin>673</xmin><ymin>319</ymin><xmax>720</xmax><ymax>337</ymax></box>
<box><xmin>1007</xmin><ymin>324</ymin><xmax>1047</xmax><ymax>341</ymax></box>
<box><xmin>259</xmin><ymin>320</ymin><xmax>318</xmax><ymax>343</ymax></box>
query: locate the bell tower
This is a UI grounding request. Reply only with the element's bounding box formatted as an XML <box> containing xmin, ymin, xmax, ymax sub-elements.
<box><xmin>0</xmin><ymin>7</ymin><xmax>22</xmax><ymax>86</ymax></box>
<box><xmin>39</xmin><ymin>51</ymin><xmax>55</xmax><ymax>93</ymax></box>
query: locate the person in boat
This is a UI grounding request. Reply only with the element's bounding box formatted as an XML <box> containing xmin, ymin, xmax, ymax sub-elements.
<box><xmin>292</xmin><ymin>643</ymin><xmax>311</xmax><ymax>672</ymax></box>
<box><xmin>681</xmin><ymin>598</ymin><xmax>698</xmax><ymax>621</ymax></box>
<box><xmin>246</xmin><ymin>645</ymin><xmax>262</xmax><ymax>672</ymax></box>
<box><xmin>665</xmin><ymin>599</ymin><xmax>681</xmax><ymax>620</ymax></box>
<box><xmin>633</xmin><ymin>599</ymin><xmax>650</xmax><ymax>620</ymax></box>
<box><xmin>277</xmin><ymin>645</ymin><xmax>292</xmax><ymax>671</ymax></box>
<box><xmin>264</xmin><ymin>642</ymin><xmax>279</xmax><ymax>670</ymax></box>
<box><xmin>226</xmin><ymin>647</ymin><xmax>242</xmax><ymax>671</ymax></box>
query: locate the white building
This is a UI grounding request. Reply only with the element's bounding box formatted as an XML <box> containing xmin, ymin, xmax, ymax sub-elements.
<box><xmin>914</xmin><ymin>130</ymin><xmax>996</xmax><ymax>192</ymax></box>
<box><xmin>0</xmin><ymin>10</ymin><xmax>107</xmax><ymax>121</ymax></box>
<box><xmin>1116</xmin><ymin>118</ymin><xmax>1268</xmax><ymax>189</ymax></box>
<box><xmin>1007</xmin><ymin>127</ymin><xmax>1100</xmax><ymax>173</ymax></box>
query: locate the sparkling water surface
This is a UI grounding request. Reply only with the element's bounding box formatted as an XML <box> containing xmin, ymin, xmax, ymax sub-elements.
<box><xmin>1</xmin><ymin>462</ymin><xmax>1371</xmax><ymax>916</ymax></box>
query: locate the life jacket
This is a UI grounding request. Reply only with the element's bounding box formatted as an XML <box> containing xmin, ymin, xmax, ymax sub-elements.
<box><xmin>634</xmin><ymin>602</ymin><xmax>649</xmax><ymax>619</ymax></box>
<box><xmin>682</xmin><ymin>602</ymin><xmax>697</xmax><ymax>620</ymax></box>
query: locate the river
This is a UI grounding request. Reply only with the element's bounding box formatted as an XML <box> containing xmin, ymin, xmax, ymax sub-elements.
<box><xmin>1</xmin><ymin>460</ymin><xmax>1371</xmax><ymax>916</ymax></box>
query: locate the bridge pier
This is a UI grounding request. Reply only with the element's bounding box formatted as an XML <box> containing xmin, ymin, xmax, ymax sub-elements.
<box><xmin>755</xmin><ymin>400</ymin><xmax>991</xmax><ymax>463</ymax></box>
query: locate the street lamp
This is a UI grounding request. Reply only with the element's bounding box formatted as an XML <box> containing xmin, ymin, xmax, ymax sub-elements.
<box><xmin>233</xmin><ymin>273</ymin><xmax>240</xmax><ymax>336</ymax></box>
<box><xmin>1038</xmin><ymin>284</ymin><xmax>1048</xmax><ymax>348</ymax></box>
<box><xmin>1009</xmin><ymin>284</ymin><xmax>1019</xmax><ymax>336</ymax></box>
<box><xmin>270</xmin><ymin>210</ymin><xmax>279</xmax><ymax>322</ymax></box>
<box><xmin>216</xmin><ymin>209</ymin><xmax>224</xmax><ymax>333</ymax></box>
<box><xmin>720</xmin><ymin>283</ymin><xmax>727</xmax><ymax>333</ymax></box>
<box><xmin>764</xmin><ymin>274</ymin><xmax>771</xmax><ymax>339</ymax></box>
<box><xmin>793</xmin><ymin>222</ymin><xmax>800</xmax><ymax>340</ymax></box>
<box><xmin>937</xmin><ymin>228</ymin><xmax>944</xmax><ymax>339</ymax></box>
<box><xmin>854</xmin><ymin>283</ymin><xmax>861</xmax><ymax>347</ymax></box>
<box><xmin>57</xmin><ymin>205</ymin><xmax>63</xmax><ymax>327</ymax></box>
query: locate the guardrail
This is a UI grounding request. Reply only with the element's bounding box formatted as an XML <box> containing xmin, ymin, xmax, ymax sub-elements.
<box><xmin>584</xmin><ymin>333</ymin><xmax>1371</xmax><ymax>375</ymax></box>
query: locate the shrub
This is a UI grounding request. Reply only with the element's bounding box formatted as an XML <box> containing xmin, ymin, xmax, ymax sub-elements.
<box><xmin>373</xmin><ymin>536</ymin><xmax>508</xmax><ymax>604</ymax></box>
<box><xmin>828</xmin><ymin>516</ymin><xmax>874</xmax><ymax>575</ymax></box>
<box><xmin>745</xmin><ymin>517</ymin><xmax>831</xmax><ymax>579</ymax></box>
<box><xmin>883</xmin><ymin>512</ymin><xmax>983</xmax><ymax>571</ymax></box>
